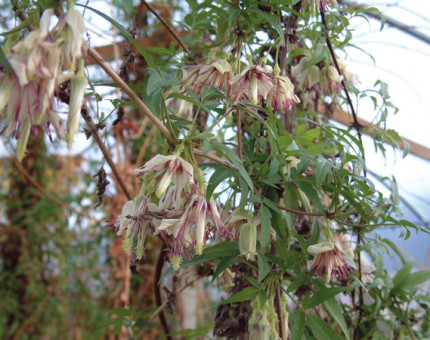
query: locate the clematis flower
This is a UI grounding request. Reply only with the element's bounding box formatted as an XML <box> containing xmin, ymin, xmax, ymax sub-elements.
<box><xmin>114</xmin><ymin>196</ymin><xmax>156</xmax><ymax>260</ymax></box>
<box><xmin>67</xmin><ymin>59</ymin><xmax>87</xmax><ymax>148</ymax></box>
<box><xmin>229</xmin><ymin>65</ymin><xmax>274</xmax><ymax>105</ymax></box>
<box><xmin>291</xmin><ymin>57</ymin><xmax>321</xmax><ymax>90</ymax></box>
<box><xmin>266</xmin><ymin>75</ymin><xmax>300</xmax><ymax>112</ymax></box>
<box><xmin>61</xmin><ymin>7</ymin><xmax>86</xmax><ymax>66</ymax></box>
<box><xmin>135</xmin><ymin>154</ymin><xmax>194</xmax><ymax>199</ymax></box>
<box><xmin>239</xmin><ymin>222</ymin><xmax>257</xmax><ymax>260</ymax></box>
<box><xmin>0</xmin><ymin>10</ymin><xmax>66</xmax><ymax>160</ymax></box>
<box><xmin>0</xmin><ymin>7</ymin><xmax>87</xmax><ymax>160</ymax></box>
<box><xmin>308</xmin><ymin>241</ymin><xmax>353</xmax><ymax>282</ymax></box>
<box><xmin>181</xmin><ymin>59</ymin><xmax>232</xmax><ymax>96</ymax></box>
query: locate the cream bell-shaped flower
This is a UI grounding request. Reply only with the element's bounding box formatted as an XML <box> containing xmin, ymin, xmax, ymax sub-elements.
<box><xmin>229</xmin><ymin>65</ymin><xmax>274</xmax><ymax>105</ymax></box>
<box><xmin>266</xmin><ymin>75</ymin><xmax>300</xmax><ymax>113</ymax></box>
<box><xmin>134</xmin><ymin>154</ymin><xmax>194</xmax><ymax>199</ymax></box>
<box><xmin>308</xmin><ymin>241</ymin><xmax>353</xmax><ymax>282</ymax></box>
<box><xmin>181</xmin><ymin>58</ymin><xmax>232</xmax><ymax>95</ymax></box>
<box><xmin>67</xmin><ymin>59</ymin><xmax>87</xmax><ymax>148</ymax></box>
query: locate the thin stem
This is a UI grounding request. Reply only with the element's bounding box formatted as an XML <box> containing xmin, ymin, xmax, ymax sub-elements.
<box><xmin>319</xmin><ymin>6</ymin><xmax>366</xmax><ymax>176</ymax></box>
<box><xmin>87</xmin><ymin>46</ymin><xmax>178</xmax><ymax>146</ymax></box>
<box><xmin>81</xmin><ymin>106</ymin><xmax>133</xmax><ymax>200</ymax></box>
<box><xmin>275</xmin><ymin>287</ymin><xmax>286</xmax><ymax>340</ymax></box>
<box><xmin>141</xmin><ymin>0</ymin><xmax>191</xmax><ymax>54</ymax></box>
<box><xmin>237</xmin><ymin>110</ymin><xmax>243</xmax><ymax>161</ymax></box>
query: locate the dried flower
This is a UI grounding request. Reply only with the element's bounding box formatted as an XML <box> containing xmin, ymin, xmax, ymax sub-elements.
<box><xmin>308</xmin><ymin>241</ymin><xmax>353</xmax><ymax>282</ymax></box>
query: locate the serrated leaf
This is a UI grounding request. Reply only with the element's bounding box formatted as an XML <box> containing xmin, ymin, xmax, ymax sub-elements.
<box><xmin>307</xmin><ymin>314</ymin><xmax>343</xmax><ymax>340</ymax></box>
<box><xmin>290</xmin><ymin>310</ymin><xmax>305</xmax><ymax>340</ymax></box>
<box><xmin>397</xmin><ymin>270</ymin><xmax>430</xmax><ymax>290</ymax></box>
<box><xmin>260</xmin><ymin>205</ymin><xmax>271</xmax><ymax>247</ymax></box>
<box><xmin>257</xmin><ymin>254</ymin><xmax>271</xmax><ymax>282</ymax></box>
<box><xmin>324</xmin><ymin>298</ymin><xmax>350</xmax><ymax>340</ymax></box>
<box><xmin>222</xmin><ymin>286</ymin><xmax>259</xmax><ymax>304</ymax></box>
<box><xmin>316</xmin><ymin>158</ymin><xmax>333</xmax><ymax>187</ymax></box>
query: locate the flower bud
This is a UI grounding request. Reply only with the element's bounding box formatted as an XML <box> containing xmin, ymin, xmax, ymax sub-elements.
<box><xmin>67</xmin><ymin>59</ymin><xmax>87</xmax><ymax>148</ymax></box>
<box><xmin>239</xmin><ymin>222</ymin><xmax>257</xmax><ymax>260</ymax></box>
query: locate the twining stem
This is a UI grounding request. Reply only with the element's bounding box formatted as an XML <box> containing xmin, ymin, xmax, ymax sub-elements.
<box><xmin>141</xmin><ymin>0</ymin><xmax>191</xmax><ymax>54</ymax></box>
<box><xmin>81</xmin><ymin>106</ymin><xmax>133</xmax><ymax>200</ymax></box>
<box><xmin>319</xmin><ymin>6</ymin><xmax>366</xmax><ymax>177</ymax></box>
<box><xmin>87</xmin><ymin>46</ymin><xmax>178</xmax><ymax>146</ymax></box>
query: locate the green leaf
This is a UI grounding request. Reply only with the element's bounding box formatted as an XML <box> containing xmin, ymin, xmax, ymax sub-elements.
<box><xmin>397</xmin><ymin>270</ymin><xmax>430</xmax><ymax>290</ymax></box>
<box><xmin>315</xmin><ymin>158</ymin><xmax>333</xmax><ymax>187</ymax></box>
<box><xmin>393</xmin><ymin>261</ymin><xmax>413</xmax><ymax>287</ymax></box>
<box><xmin>222</xmin><ymin>286</ymin><xmax>259</xmax><ymax>304</ymax></box>
<box><xmin>290</xmin><ymin>310</ymin><xmax>305</xmax><ymax>340</ymax></box>
<box><xmin>0</xmin><ymin>46</ymin><xmax>13</xmax><ymax>72</ymax></box>
<box><xmin>252</xmin><ymin>8</ymin><xmax>285</xmax><ymax>46</ymax></box>
<box><xmin>202</xmin><ymin>241</ymin><xmax>240</xmax><ymax>258</ymax></box>
<box><xmin>210</xmin><ymin>141</ymin><xmax>253</xmax><ymax>191</ymax></box>
<box><xmin>303</xmin><ymin>284</ymin><xmax>357</xmax><ymax>309</ymax></box>
<box><xmin>324</xmin><ymin>298</ymin><xmax>350</xmax><ymax>340</ymax></box>
<box><xmin>257</xmin><ymin>254</ymin><xmax>270</xmax><ymax>283</ymax></box>
<box><xmin>146</xmin><ymin>46</ymin><xmax>174</xmax><ymax>56</ymax></box>
<box><xmin>307</xmin><ymin>314</ymin><xmax>343</xmax><ymax>340</ymax></box>
<box><xmin>206</xmin><ymin>166</ymin><xmax>235</xmax><ymax>201</ymax></box>
<box><xmin>260</xmin><ymin>205</ymin><xmax>272</xmax><ymax>247</ymax></box>
<box><xmin>212</xmin><ymin>256</ymin><xmax>236</xmax><ymax>280</ymax></box>
<box><xmin>286</xmin><ymin>273</ymin><xmax>308</xmax><ymax>293</ymax></box>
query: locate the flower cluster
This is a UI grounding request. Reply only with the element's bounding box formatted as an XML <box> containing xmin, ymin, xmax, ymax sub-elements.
<box><xmin>0</xmin><ymin>8</ymin><xmax>86</xmax><ymax>160</ymax></box>
<box><xmin>248</xmin><ymin>294</ymin><xmax>289</xmax><ymax>340</ymax></box>
<box><xmin>292</xmin><ymin>56</ymin><xmax>353</xmax><ymax>96</ymax></box>
<box><xmin>108</xmin><ymin>153</ymin><xmax>231</xmax><ymax>269</ymax></box>
<box><xmin>181</xmin><ymin>60</ymin><xmax>300</xmax><ymax>114</ymax></box>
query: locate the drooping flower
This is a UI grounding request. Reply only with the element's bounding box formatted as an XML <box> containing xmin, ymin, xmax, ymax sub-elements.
<box><xmin>266</xmin><ymin>75</ymin><xmax>300</xmax><ymax>112</ymax></box>
<box><xmin>291</xmin><ymin>57</ymin><xmax>320</xmax><ymax>90</ymax></box>
<box><xmin>181</xmin><ymin>59</ymin><xmax>232</xmax><ymax>95</ymax></box>
<box><xmin>166</xmin><ymin>96</ymin><xmax>194</xmax><ymax>121</ymax></box>
<box><xmin>134</xmin><ymin>154</ymin><xmax>194</xmax><ymax>199</ymax></box>
<box><xmin>114</xmin><ymin>196</ymin><xmax>156</xmax><ymax>260</ymax></box>
<box><xmin>229</xmin><ymin>65</ymin><xmax>275</xmax><ymax>105</ymax></box>
<box><xmin>61</xmin><ymin>7</ymin><xmax>86</xmax><ymax>66</ymax></box>
<box><xmin>239</xmin><ymin>222</ymin><xmax>257</xmax><ymax>260</ymax></box>
<box><xmin>0</xmin><ymin>7</ymin><xmax>87</xmax><ymax>159</ymax></box>
<box><xmin>67</xmin><ymin>59</ymin><xmax>87</xmax><ymax>148</ymax></box>
<box><xmin>0</xmin><ymin>10</ymin><xmax>65</xmax><ymax>160</ymax></box>
<box><xmin>308</xmin><ymin>241</ymin><xmax>353</xmax><ymax>282</ymax></box>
